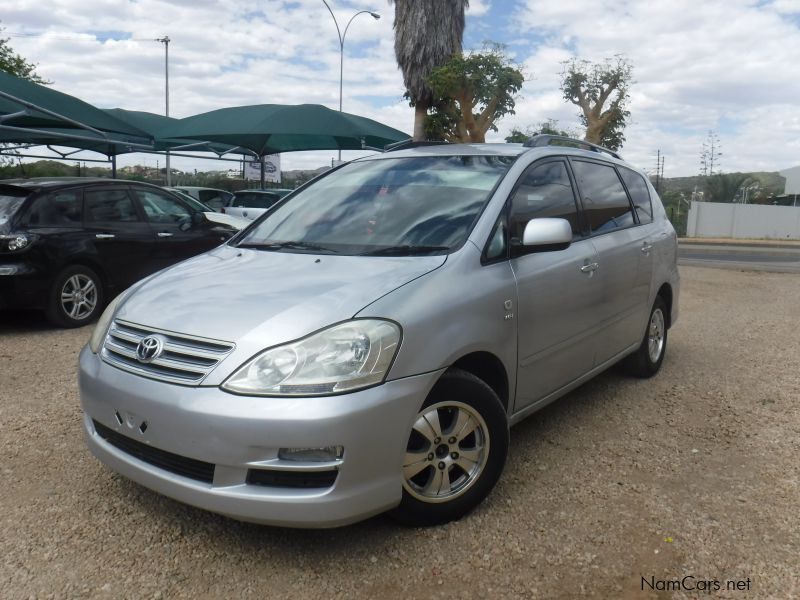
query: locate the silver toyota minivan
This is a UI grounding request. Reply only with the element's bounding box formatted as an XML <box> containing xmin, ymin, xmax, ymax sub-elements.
<box><xmin>79</xmin><ymin>136</ymin><xmax>679</xmax><ymax>528</ymax></box>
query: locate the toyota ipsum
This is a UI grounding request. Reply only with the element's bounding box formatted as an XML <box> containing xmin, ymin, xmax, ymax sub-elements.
<box><xmin>79</xmin><ymin>136</ymin><xmax>679</xmax><ymax>528</ymax></box>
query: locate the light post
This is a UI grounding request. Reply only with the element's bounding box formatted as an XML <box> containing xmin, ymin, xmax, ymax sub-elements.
<box><xmin>156</xmin><ymin>36</ymin><xmax>171</xmax><ymax>186</ymax></box>
<box><xmin>321</xmin><ymin>1</ymin><xmax>380</xmax><ymax>162</ymax></box>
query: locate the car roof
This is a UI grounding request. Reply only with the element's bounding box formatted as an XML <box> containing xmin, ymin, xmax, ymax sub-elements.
<box><xmin>173</xmin><ymin>186</ymin><xmax>229</xmax><ymax>193</ymax></box>
<box><xmin>353</xmin><ymin>141</ymin><xmax>640</xmax><ymax>173</ymax></box>
<box><xmin>362</xmin><ymin>143</ymin><xmax>527</xmax><ymax>160</ymax></box>
<box><xmin>0</xmin><ymin>177</ymin><xmax>162</xmax><ymax>193</ymax></box>
<box><xmin>234</xmin><ymin>189</ymin><xmax>280</xmax><ymax>195</ymax></box>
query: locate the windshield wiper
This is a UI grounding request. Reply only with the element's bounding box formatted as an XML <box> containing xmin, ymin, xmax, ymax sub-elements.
<box><xmin>360</xmin><ymin>245</ymin><xmax>450</xmax><ymax>256</ymax></box>
<box><xmin>238</xmin><ymin>241</ymin><xmax>338</xmax><ymax>253</ymax></box>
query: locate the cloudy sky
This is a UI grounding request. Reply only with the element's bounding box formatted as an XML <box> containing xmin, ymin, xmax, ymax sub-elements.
<box><xmin>3</xmin><ymin>0</ymin><xmax>800</xmax><ymax>178</ymax></box>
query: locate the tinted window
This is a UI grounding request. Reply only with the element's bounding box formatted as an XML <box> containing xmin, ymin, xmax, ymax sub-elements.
<box><xmin>239</xmin><ymin>155</ymin><xmax>515</xmax><ymax>255</ymax></box>
<box><xmin>509</xmin><ymin>160</ymin><xmax>580</xmax><ymax>241</ymax></box>
<box><xmin>84</xmin><ymin>189</ymin><xmax>139</xmax><ymax>222</ymax></box>
<box><xmin>135</xmin><ymin>190</ymin><xmax>192</xmax><ymax>223</ymax></box>
<box><xmin>619</xmin><ymin>167</ymin><xmax>653</xmax><ymax>224</ymax></box>
<box><xmin>485</xmin><ymin>216</ymin><xmax>507</xmax><ymax>261</ymax></box>
<box><xmin>25</xmin><ymin>191</ymin><xmax>81</xmax><ymax>226</ymax></box>
<box><xmin>571</xmin><ymin>160</ymin><xmax>634</xmax><ymax>234</ymax></box>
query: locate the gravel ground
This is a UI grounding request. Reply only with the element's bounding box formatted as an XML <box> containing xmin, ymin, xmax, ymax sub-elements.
<box><xmin>1</xmin><ymin>265</ymin><xmax>798</xmax><ymax>599</ymax></box>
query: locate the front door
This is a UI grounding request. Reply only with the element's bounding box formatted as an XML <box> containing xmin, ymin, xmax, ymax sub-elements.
<box><xmin>132</xmin><ymin>188</ymin><xmax>225</xmax><ymax>271</ymax></box>
<box><xmin>508</xmin><ymin>158</ymin><xmax>603</xmax><ymax>410</ymax></box>
<box><xmin>82</xmin><ymin>186</ymin><xmax>153</xmax><ymax>292</ymax></box>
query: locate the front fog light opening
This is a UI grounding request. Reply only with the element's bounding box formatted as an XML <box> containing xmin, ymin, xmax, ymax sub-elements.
<box><xmin>278</xmin><ymin>446</ymin><xmax>344</xmax><ymax>462</ymax></box>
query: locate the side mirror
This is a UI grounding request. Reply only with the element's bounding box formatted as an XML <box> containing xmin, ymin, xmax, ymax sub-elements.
<box><xmin>521</xmin><ymin>218</ymin><xmax>572</xmax><ymax>250</ymax></box>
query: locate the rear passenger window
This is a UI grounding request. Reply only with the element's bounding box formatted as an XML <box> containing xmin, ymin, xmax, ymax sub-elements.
<box><xmin>619</xmin><ymin>167</ymin><xmax>653</xmax><ymax>224</ymax></box>
<box><xmin>571</xmin><ymin>161</ymin><xmax>634</xmax><ymax>234</ymax></box>
<box><xmin>27</xmin><ymin>191</ymin><xmax>82</xmax><ymax>226</ymax></box>
<box><xmin>85</xmin><ymin>189</ymin><xmax>139</xmax><ymax>222</ymax></box>
<box><xmin>508</xmin><ymin>160</ymin><xmax>581</xmax><ymax>241</ymax></box>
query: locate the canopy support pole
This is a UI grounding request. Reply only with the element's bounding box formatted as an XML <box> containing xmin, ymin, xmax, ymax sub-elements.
<box><xmin>260</xmin><ymin>155</ymin><xmax>266</xmax><ymax>190</ymax></box>
<box><xmin>111</xmin><ymin>155</ymin><xmax>117</xmax><ymax>178</ymax></box>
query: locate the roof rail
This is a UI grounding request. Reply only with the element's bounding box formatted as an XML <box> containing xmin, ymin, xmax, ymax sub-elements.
<box><xmin>522</xmin><ymin>134</ymin><xmax>621</xmax><ymax>160</ymax></box>
<box><xmin>384</xmin><ymin>139</ymin><xmax>450</xmax><ymax>152</ymax></box>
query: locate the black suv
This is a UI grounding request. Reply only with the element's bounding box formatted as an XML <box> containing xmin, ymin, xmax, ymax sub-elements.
<box><xmin>0</xmin><ymin>178</ymin><xmax>237</xmax><ymax>327</ymax></box>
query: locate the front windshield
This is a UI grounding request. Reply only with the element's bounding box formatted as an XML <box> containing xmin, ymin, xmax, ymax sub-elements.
<box><xmin>236</xmin><ymin>155</ymin><xmax>514</xmax><ymax>255</ymax></box>
<box><xmin>0</xmin><ymin>193</ymin><xmax>29</xmax><ymax>234</ymax></box>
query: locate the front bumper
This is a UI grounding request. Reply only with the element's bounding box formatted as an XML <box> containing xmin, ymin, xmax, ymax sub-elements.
<box><xmin>79</xmin><ymin>346</ymin><xmax>442</xmax><ymax>528</ymax></box>
<box><xmin>0</xmin><ymin>261</ymin><xmax>47</xmax><ymax>310</ymax></box>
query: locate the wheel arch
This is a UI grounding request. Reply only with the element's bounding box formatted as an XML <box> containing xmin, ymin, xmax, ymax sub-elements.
<box><xmin>656</xmin><ymin>282</ymin><xmax>673</xmax><ymax>328</ymax></box>
<box><xmin>449</xmin><ymin>351</ymin><xmax>510</xmax><ymax>414</ymax></box>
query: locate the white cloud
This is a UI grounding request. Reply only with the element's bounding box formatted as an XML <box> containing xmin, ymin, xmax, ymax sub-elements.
<box><xmin>3</xmin><ymin>0</ymin><xmax>800</xmax><ymax>177</ymax></box>
<box><xmin>510</xmin><ymin>0</ymin><xmax>800</xmax><ymax>175</ymax></box>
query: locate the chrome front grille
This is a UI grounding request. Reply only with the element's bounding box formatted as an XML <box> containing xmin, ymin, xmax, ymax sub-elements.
<box><xmin>101</xmin><ymin>320</ymin><xmax>235</xmax><ymax>385</ymax></box>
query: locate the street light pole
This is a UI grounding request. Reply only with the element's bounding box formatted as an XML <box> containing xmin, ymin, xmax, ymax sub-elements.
<box><xmin>320</xmin><ymin>1</ymin><xmax>380</xmax><ymax>162</ymax></box>
<box><xmin>156</xmin><ymin>36</ymin><xmax>171</xmax><ymax>186</ymax></box>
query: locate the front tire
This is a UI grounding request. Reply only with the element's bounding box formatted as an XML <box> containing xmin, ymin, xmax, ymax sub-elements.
<box><xmin>623</xmin><ymin>296</ymin><xmax>668</xmax><ymax>378</ymax></box>
<box><xmin>390</xmin><ymin>368</ymin><xmax>509</xmax><ymax>526</ymax></box>
<box><xmin>45</xmin><ymin>265</ymin><xmax>104</xmax><ymax>328</ymax></box>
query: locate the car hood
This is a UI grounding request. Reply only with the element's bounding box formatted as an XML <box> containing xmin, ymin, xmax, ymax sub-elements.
<box><xmin>115</xmin><ymin>244</ymin><xmax>446</xmax><ymax>347</ymax></box>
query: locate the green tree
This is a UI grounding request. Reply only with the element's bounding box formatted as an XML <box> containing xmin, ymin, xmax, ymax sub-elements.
<box><xmin>424</xmin><ymin>45</ymin><xmax>524</xmax><ymax>143</ymax></box>
<box><xmin>1</xmin><ymin>27</ymin><xmax>51</xmax><ymax>166</ymax></box>
<box><xmin>505</xmin><ymin>119</ymin><xmax>576</xmax><ymax>143</ymax></box>
<box><xmin>390</xmin><ymin>0</ymin><xmax>468</xmax><ymax>141</ymax></box>
<box><xmin>560</xmin><ymin>56</ymin><xmax>632</xmax><ymax>150</ymax></box>
<box><xmin>704</xmin><ymin>172</ymin><xmax>754</xmax><ymax>203</ymax></box>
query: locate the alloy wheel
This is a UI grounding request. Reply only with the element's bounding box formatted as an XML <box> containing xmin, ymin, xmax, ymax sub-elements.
<box><xmin>402</xmin><ymin>401</ymin><xmax>490</xmax><ymax>503</ymax></box>
<box><xmin>60</xmin><ymin>274</ymin><xmax>98</xmax><ymax>321</ymax></box>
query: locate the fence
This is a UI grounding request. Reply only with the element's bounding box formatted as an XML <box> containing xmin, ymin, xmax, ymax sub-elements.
<box><xmin>686</xmin><ymin>202</ymin><xmax>800</xmax><ymax>240</ymax></box>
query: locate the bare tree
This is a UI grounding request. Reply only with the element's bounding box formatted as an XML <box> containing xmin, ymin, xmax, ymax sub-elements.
<box><xmin>560</xmin><ymin>56</ymin><xmax>633</xmax><ymax>150</ymax></box>
<box><xmin>700</xmin><ymin>130</ymin><xmax>722</xmax><ymax>176</ymax></box>
<box><xmin>389</xmin><ymin>0</ymin><xmax>468</xmax><ymax>140</ymax></box>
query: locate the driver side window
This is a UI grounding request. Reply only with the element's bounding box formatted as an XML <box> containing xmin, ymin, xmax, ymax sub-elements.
<box><xmin>134</xmin><ymin>190</ymin><xmax>192</xmax><ymax>224</ymax></box>
<box><xmin>508</xmin><ymin>160</ymin><xmax>582</xmax><ymax>242</ymax></box>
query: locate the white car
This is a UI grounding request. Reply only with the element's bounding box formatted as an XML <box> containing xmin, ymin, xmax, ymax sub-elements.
<box><xmin>223</xmin><ymin>190</ymin><xmax>283</xmax><ymax>221</ymax></box>
<box><xmin>172</xmin><ymin>186</ymin><xmax>233</xmax><ymax>212</ymax></box>
<box><xmin>167</xmin><ymin>189</ymin><xmax>250</xmax><ymax>230</ymax></box>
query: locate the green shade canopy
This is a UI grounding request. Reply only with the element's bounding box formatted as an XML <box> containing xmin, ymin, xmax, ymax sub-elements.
<box><xmin>158</xmin><ymin>103</ymin><xmax>410</xmax><ymax>156</ymax></box>
<box><xmin>0</xmin><ymin>70</ymin><xmax>152</xmax><ymax>148</ymax></box>
<box><xmin>103</xmin><ymin>108</ymin><xmax>252</xmax><ymax>156</ymax></box>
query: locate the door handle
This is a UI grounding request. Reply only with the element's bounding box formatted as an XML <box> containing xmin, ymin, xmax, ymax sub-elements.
<box><xmin>580</xmin><ymin>262</ymin><xmax>599</xmax><ymax>273</ymax></box>
<box><xmin>95</xmin><ymin>233</ymin><xmax>115</xmax><ymax>239</ymax></box>
<box><xmin>641</xmin><ymin>243</ymin><xmax>653</xmax><ymax>254</ymax></box>
<box><xmin>157</xmin><ymin>232</ymin><xmax>173</xmax><ymax>238</ymax></box>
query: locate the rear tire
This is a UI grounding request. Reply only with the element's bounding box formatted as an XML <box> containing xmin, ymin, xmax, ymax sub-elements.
<box><xmin>389</xmin><ymin>368</ymin><xmax>509</xmax><ymax>527</ymax></box>
<box><xmin>623</xmin><ymin>296</ymin><xmax>668</xmax><ymax>378</ymax></box>
<box><xmin>45</xmin><ymin>265</ymin><xmax>104</xmax><ymax>328</ymax></box>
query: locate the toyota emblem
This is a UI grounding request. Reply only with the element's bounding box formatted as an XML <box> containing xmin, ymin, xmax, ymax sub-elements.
<box><xmin>136</xmin><ymin>335</ymin><xmax>164</xmax><ymax>363</ymax></box>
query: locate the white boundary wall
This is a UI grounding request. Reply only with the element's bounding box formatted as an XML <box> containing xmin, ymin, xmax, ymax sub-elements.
<box><xmin>686</xmin><ymin>202</ymin><xmax>800</xmax><ymax>240</ymax></box>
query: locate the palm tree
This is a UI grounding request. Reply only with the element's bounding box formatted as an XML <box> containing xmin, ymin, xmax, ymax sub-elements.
<box><xmin>390</xmin><ymin>0</ymin><xmax>468</xmax><ymax>140</ymax></box>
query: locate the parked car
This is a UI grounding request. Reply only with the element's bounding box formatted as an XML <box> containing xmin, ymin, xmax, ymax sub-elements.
<box><xmin>79</xmin><ymin>137</ymin><xmax>679</xmax><ymax>528</ymax></box>
<box><xmin>167</xmin><ymin>188</ymin><xmax>250</xmax><ymax>230</ymax></box>
<box><xmin>0</xmin><ymin>178</ymin><xmax>237</xmax><ymax>327</ymax></box>
<box><xmin>171</xmin><ymin>186</ymin><xmax>234</xmax><ymax>212</ymax></box>
<box><xmin>223</xmin><ymin>190</ymin><xmax>283</xmax><ymax>221</ymax></box>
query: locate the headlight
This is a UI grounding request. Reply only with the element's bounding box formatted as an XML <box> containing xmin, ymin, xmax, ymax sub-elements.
<box><xmin>88</xmin><ymin>293</ymin><xmax>126</xmax><ymax>353</ymax></box>
<box><xmin>1</xmin><ymin>234</ymin><xmax>31</xmax><ymax>252</ymax></box>
<box><xmin>222</xmin><ymin>319</ymin><xmax>401</xmax><ymax>396</ymax></box>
